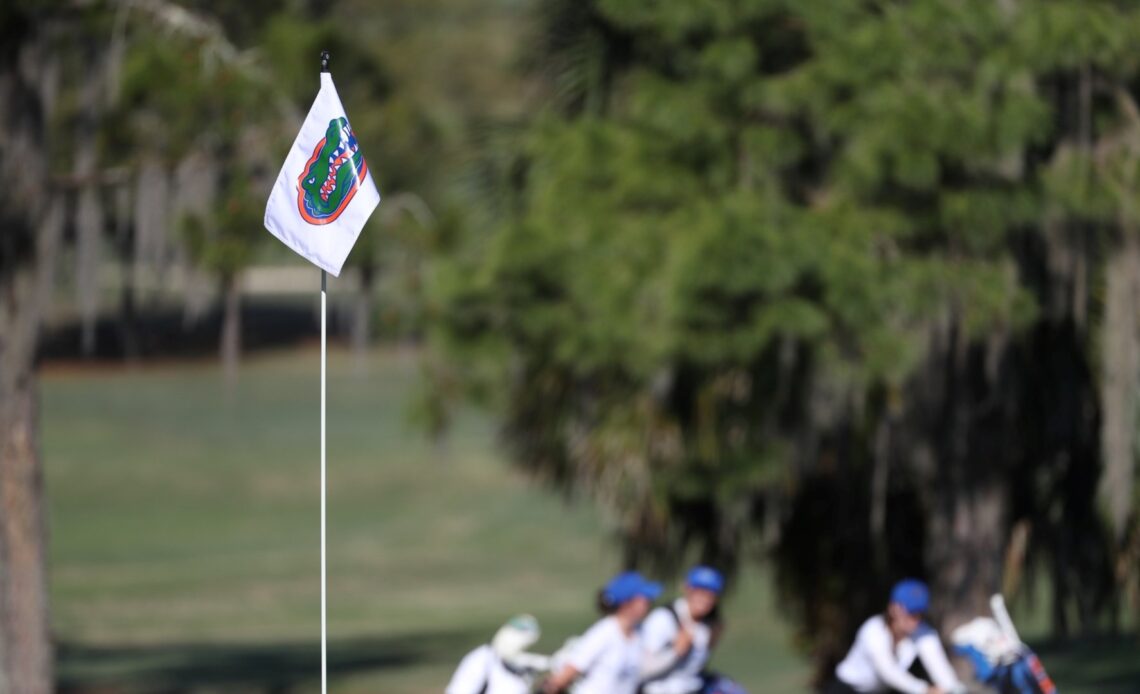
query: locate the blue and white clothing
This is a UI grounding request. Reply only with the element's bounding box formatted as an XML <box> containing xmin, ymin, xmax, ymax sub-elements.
<box><xmin>565</xmin><ymin>615</ymin><xmax>644</xmax><ymax>694</ymax></box>
<box><xmin>835</xmin><ymin>616</ymin><xmax>962</xmax><ymax>694</ymax></box>
<box><xmin>640</xmin><ymin>599</ymin><xmax>715</xmax><ymax>694</ymax></box>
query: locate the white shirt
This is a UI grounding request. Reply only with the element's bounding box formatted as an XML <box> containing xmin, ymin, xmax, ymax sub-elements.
<box><xmin>835</xmin><ymin>616</ymin><xmax>962</xmax><ymax>694</ymax></box>
<box><xmin>445</xmin><ymin>644</ymin><xmax>532</xmax><ymax>694</ymax></box>
<box><xmin>640</xmin><ymin>599</ymin><xmax>715</xmax><ymax>694</ymax></box>
<box><xmin>566</xmin><ymin>616</ymin><xmax>643</xmax><ymax>694</ymax></box>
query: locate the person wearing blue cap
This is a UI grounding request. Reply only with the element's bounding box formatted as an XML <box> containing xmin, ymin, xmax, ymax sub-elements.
<box><xmin>543</xmin><ymin>571</ymin><xmax>663</xmax><ymax>694</ymax></box>
<box><xmin>639</xmin><ymin>565</ymin><xmax>746</xmax><ymax>694</ymax></box>
<box><xmin>827</xmin><ymin>579</ymin><xmax>964</xmax><ymax>694</ymax></box>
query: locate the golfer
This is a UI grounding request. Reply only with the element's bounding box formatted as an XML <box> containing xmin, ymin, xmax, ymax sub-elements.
<box><xmin>827</xmin><ymin>579</ymin><xmax>963</xmax><ymax>694</ymax></box>
<box><xmin>543</xmin><ymin>570</ymin><xmax>663</xmax><ymax>694</ymax></box>
<box><xmin>447</xmin><ymin>614</ymin><xmax>544</xmax><ymax>694</ymax></box>
<box><xmin>640</xmin><ymin>565</ymin><xmax>744</xmax><ymax>694</ymax></box>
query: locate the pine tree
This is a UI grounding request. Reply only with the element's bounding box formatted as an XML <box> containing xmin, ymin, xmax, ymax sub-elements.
<box><xmin>431</xmin><ymin>0</ymin><xmax>1140</xmax><ymax>667</ymax></box>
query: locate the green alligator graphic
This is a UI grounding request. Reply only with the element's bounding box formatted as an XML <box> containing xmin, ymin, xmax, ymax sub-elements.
<box><xmin>296</xmin><ymin>117</ymin><xmax>367</xmax><ymax>224</ymax></box>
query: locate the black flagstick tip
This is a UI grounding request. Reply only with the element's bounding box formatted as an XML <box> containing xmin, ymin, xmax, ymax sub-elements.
<box><xmin>320</xmin><ymin>50</ymin><xmax>330</xmax><ymax>73</ymax></box>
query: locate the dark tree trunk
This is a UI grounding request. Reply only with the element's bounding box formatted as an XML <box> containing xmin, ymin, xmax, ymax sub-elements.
<box><xmin>114</xmin><ymin>185</ymin><xmax>140</xmax><ymax>361</ymax></box>
<box><xmin>352</xmin><ymin>263</ymin><xmax>375</xmax><ymax>374</ymax></box>
<box><xmin>927</xmin><ymin>481</ymin><xmax>1008</xmax><ymax>631</ymax></box>
<box><xmin>915</xmin><ymin>317</ymin><xmax>1011</xmax><ymax>634</ymax></box>
<box><xmin>220</xmin><ymin>273</ymin><xmax>241</xmax><ymax>389</ymax></box>
<box><xmin>929</xmin><ymin>434</ymin><xmax>1007</xmax><ymax>630</ymax></box>
<box><xmin>869</xmin><ymin>411</ymin><xmax>892</xmax><ymax>575</ymax></box>
<box><xmin>74</xmin><ymin>39</ymin><xmax>105</xmax><ymax>358</ymax></box>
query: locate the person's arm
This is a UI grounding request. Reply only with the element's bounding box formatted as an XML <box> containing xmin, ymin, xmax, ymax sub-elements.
<box><xmin>640</xmin><ymin>631</ymin><xmax>693</xmax><ymax>679</ymax></box>
<box><xmin>446</xmin><ymin>646</ymin><xmax>491</xmax><ymax>694</ymax></box>
<box><xmin>639</xmin><ymin>609</ymin><xmax>692</xmax><ymax>680</ymax></box>
<box><xmin>863</xmin><ymin>628</ymin><xmax>934</xmax><ymax>694</ymax></box>
<box><xmin>543</xmin><ymin>621</ymin><xmax>606</xmax><ymax>693</ymax></box>
<box><xmin>915</xmin><ymin>631</ymin><xmax>964</xmax><ymax>692</ymax></box>
<box><xmin>543</xmin><ymin>664</ymin><xmax>581</xmax><ymax>693</ymax></box>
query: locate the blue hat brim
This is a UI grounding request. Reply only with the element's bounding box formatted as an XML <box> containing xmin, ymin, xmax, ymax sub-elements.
<box><xmin>639</xmin><ymin>581</ymin><xmax>663</xmax><ymax>600</ymax></box>
<box><xmin>686</xmin><ymin>567</ymin><xmax>725</xmax><ymax>594</ymax></box>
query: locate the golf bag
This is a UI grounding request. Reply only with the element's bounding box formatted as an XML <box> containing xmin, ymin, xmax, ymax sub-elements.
<box><xmin>700</xmin><ymin>674</ymin><xmax>748</xmax><ymax>694</ymax></box>
<box><xmin>950</xmin><ymin>596</ymin><xmax>1057</xmax><ymax>694</ymax></box>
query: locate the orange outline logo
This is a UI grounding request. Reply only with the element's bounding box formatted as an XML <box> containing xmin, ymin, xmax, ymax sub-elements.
<box><xmin>296</xmin><ymin>120</ymin><xmax>368</xmax><ymax>226</ymax></box>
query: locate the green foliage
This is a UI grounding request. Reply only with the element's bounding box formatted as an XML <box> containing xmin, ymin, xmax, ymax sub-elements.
<box><xmin>429</xmin><ymin>0</ymin><xmax>1140</xmax><ymax>666</ymax></box>
<box><xmin>112</xmin><ymin>34</ymin><xmax>275</xmax><ymax>165</ymax></box>
<box><xmin>181</xmin><ymin>176</ymin><xmax>263</xmax><ymax>278</ymax></box>
<box><xmin>439</xmin><ymin>0</ymin><xmax>1044</xmax><ymax>479</ymax></box>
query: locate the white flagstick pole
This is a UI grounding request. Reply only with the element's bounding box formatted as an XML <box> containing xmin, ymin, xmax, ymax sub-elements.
<box><xmin>321</xmin><ymin>268</ymin><xmax>328</xmax><ymax>693</ymax></box>
<box><xmin>319</xmin><ymin>51</ymin><xmax>330</xmax><ymax>694</ymax></box>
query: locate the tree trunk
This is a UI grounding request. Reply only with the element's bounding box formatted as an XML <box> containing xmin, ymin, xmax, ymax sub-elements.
<box><xmin>220</xmin><ymin>273</ymin><xmax>241</xmax><ymax>389</ymax></box>
<box><xmin>0</xmin><ymin>375</ymin><xmax>53</xmax><ymax>694</ymax></box>
<box><xmin>922</xmin><ymin>318</ymin><xmax>1008</xmax><ymax>634</ymax></box>
<box><xmin>0</xmin><ymin>195</ymin><xmax>63</xmax><ymax>694</ymax></box>
<box><xmin>75</xmin><ymin>184</ymin><xmax>103</xmax><ymax>357</ymax></box>
<box><xmin>352</xmin><ymin>263</ymin><xmax>375</xmax><ymax>375</ymax></box>
<box><xmin>114</xmin><ymin>184</ymin><xmax>140</xmax><ymax>361</ymax></box>
<box><xmin>927</xmin><ymin>482</ymin><xmax>1008</xmax><ymax>631</ymax></box>
<box><xmin>74</xmin><ymin>40</ymin><xmax>105</xmax><ymax>358</ymax></box>
<box><xmin>869</xmin><ymin>413</ymin><xmax>891</xmax><ymax>574</ymax></box>
<box><xmin>0</xmin><ymin>10</ymin><xmax>60</xmax><ymax>692</ymax></box>
<box><xmin>1100</xmin><ymin>231</ymin><xmax>1140</xmax><ymax>542</ymax></box>
<box><xmin>134</xmin><ymin>155</ymin><xmax>170</xmax><ymax>309</ymax></box>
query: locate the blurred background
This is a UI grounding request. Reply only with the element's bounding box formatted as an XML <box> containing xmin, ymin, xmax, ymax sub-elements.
<box><xmin>2</xmin><ymin>0</ymin><xmax>1140</xmax><ymax>692</ymax></box>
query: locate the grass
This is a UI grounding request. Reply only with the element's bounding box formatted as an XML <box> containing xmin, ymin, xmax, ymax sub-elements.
<box><xmin>41</xmin><ymin>348</ymin><xmax>1138</xmax><ymax>693</ymax></box>
<box><xmin>43</xmin><ymin>347</ymin><xmax>804</xmax><ymax>693</ymax></box>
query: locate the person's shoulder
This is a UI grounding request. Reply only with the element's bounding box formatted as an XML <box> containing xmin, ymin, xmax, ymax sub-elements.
<box><xmin>571</xmin><ymin>616</ymin><xmax>619</xmax><ymax>661</ymax></box>
<box><xmin>642</xmin><ymin>605</ymin><xmax>677</xmax><ymax>634</ymax></box>
<box><xmin>857</xmin><ymin>615</ymin><xmax>889</xmax><ymax>641</ymax></box>
<box><xmin>649</xmin><ymin>603</ymin><xmax>680</xmax><ymax>623</ymax></box>
<box><xmin>461</xmin><ymin>643</ymin><xmax>493</xmax><ymax>663</ymax></box>
<box><xmin>581</xmin><ymin>615</ymin><xmax>620</xmax><ymax>641</ymax></box>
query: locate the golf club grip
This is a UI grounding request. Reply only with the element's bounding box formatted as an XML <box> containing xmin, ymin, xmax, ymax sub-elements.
<box><xmin>989</xmin><ymin>594</ymin><xmax>1022</xmax><ymax>646</ymax></box>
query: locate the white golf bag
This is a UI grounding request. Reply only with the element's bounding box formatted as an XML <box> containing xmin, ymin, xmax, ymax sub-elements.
<box><xmin>950</xmin><ymin>595</ymin><xmax>1057</xmax><ymax>694</ymax></box>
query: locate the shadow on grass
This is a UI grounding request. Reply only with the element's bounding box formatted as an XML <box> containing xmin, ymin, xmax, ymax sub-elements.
<box><xmin>58</xmin><ymin>629</ymin><xmax>481</xmax><ymax>693</ymax></box>
<box><xmin>1028</xmin><ymin>633</ymin><xmax>1140</xmax><ymax>694</ymax></box>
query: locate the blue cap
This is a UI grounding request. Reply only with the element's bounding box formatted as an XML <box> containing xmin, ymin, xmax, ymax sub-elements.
<box><xmin>890</xmin><ymin>579</ymin><xmax>930</xmax><ymax>615</ymax></box>
<box><xmin>686</xmin><ymin>566</ymin><xmax>725</xmax><ymax>594</ymax></box>
<box><xmin>602</xmin><ymin>571</ymin><xmax>663</xmax><ymax>605</ymax></box>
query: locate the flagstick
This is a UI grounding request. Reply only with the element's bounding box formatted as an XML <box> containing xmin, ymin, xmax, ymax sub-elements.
<box><xmin>318</xmin><ymin>50</ymin><xmax>331</xmax><ymax>694</ymax></box>
<box><xmin>321</xmin><ymin>267</ymin><xmax>327</xmax><ymax>694</ymax></box>
<box><xmin>263</xmin><ymin>46</ymin><xmax>372</xmax><ymax>691</ymax></box>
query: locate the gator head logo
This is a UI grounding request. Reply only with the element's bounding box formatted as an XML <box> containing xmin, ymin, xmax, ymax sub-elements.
<box><xmin>296</xmin><ymin>117</ymin><xmax>368</xmax><ymax>225</ymax></box>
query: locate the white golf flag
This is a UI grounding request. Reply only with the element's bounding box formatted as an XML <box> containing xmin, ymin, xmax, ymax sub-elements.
<box><xmin>264</xmin><ymin>72</ymin><xmax>380</xmax><ymax>276</ymax></box>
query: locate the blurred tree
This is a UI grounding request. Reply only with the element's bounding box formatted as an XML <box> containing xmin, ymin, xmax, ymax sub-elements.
<box><xmin>113</xmin><ymin>7</ymin><xmax>276</xmax><ymax>383</ymax></box>
<box><xmin>1</xmin><ymin>2</ymin><xmax>69</xmax><ymax>691</ymax></box>
<box><xmin>1</xmin><ymin>2</ymin><xmax>532</xmax><ymax>689</ymax></box>
<box><xmin>181</xmin><ymin>175</ymin><xmax>266</xmax><ymax>386</ymax></box>
<box><xmin>326</xmin><ymin>0</ymin><xmax>533</xmax><ymax>361</ymax></box>
<box><xmin>429</xmin><ymin>0</ymin><xmax>1140</xmax><ymax>677</ymax></box>
<box><xmin>0</xmin><ymin>2</ymin><xmax>295</xmax><ymax>687</ymax></box>
<box><xmin>344</xmin><ymin>194</ymin><xmax>437</xmax><ymax>372</ymax></box>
